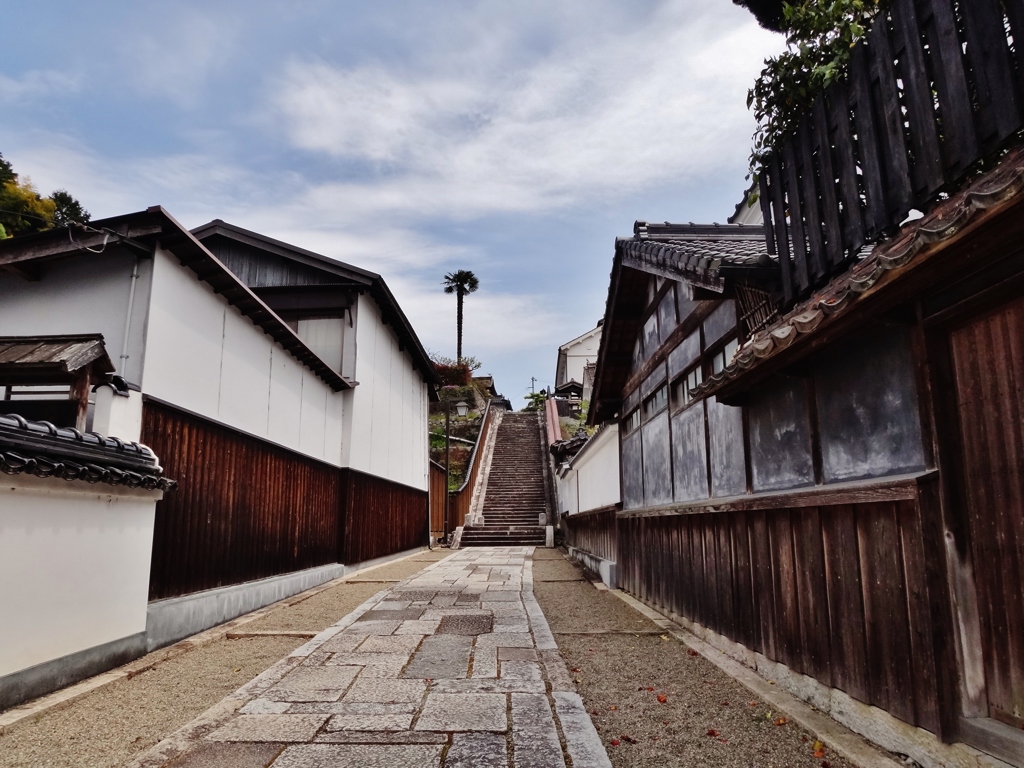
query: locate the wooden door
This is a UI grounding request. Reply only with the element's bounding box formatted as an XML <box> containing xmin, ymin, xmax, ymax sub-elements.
<box><xmin>949</xmin><ymin>294</ymin><xmax>1024</xmax><ymax>727</ymax></box>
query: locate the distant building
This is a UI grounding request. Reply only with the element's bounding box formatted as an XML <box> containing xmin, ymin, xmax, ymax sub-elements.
<box><xmin>554</xmin><ymin>322</ymin><xmax>601</xmax><ymax>401</ymax></box>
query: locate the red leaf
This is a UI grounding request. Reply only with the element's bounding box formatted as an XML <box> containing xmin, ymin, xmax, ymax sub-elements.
<box><xmin>719</xmin><ymin>738</ymin><xmax>729</xmax><ymax>744</ymax></box>
<box><xmin>774</xmin><ymin>717</ymin><xmax>788</xmax><ymax>726</ymax></box>
<box><xmin>610</xmin><ymin>739</ymin><xmax>620</xmax><ymax>747</ymax></box>
<box><xmin>620</xmin><ymin>735</ymin><xmax>638</xmax><ymax>744</ymax></box>
<box><xmin>657</xmin><ymin>694</ymin><xmax>668</xmax><ymax>704</ymax></box>
<box><xmin>721</xmin><ymin>701</ymin><xmax>730</xmax><ymax>706</ymax></box>
<box><xmin>646</xmin><ymin>686</ymin><xmax>655</xmax><ymax>692</ymax></box>
<box><xmin>687</xmin><ymin>649</ymin><xmax>700</xmax><ymax>656</ymax></box>
<box><xmin>748</xmin><ymin>701</ymin><xmax>758</xmax><ymax>707</ymax></box>
<box><xmin>706</xmin><ymin>729</ymin><xmax>719</xmax><ymax>737</ymax></box>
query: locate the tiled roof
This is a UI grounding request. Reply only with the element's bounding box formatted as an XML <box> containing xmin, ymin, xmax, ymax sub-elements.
<box><xmin>690</xmin><ymin>146</ymin><xmax>1024</xmax><ymax>401</ymax></box>
<box><xmin>0</xmin><ymin>412</ymin><xmax>176</xmax><ymax>491</ymax></box>
<box><xmin>620</xmin><ymin>223</ymin><xmax>776</xmax><ymax>291</ymax></box>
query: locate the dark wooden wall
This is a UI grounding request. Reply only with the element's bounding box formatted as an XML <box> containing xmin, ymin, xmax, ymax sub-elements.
<box><xmin>607</xmin><ymin>476</ymin><xmax>947</xmax><ymax>736</ymax></box>
<box><xmin>144</xmin><ymin>400</ymin><xmax>341</xmax><ymax>600</ymax></box>
<box><xmin>563</xmin><ymin>507</ymin><xmax>618</xmax><ymax>564</ymax></box>
<box><xmin>341</xmin><ymin>468</ymin><xmax>427</xmax><ymax>566</ymax></box>
<box><xmin>144</xmin><ymin>400</ymin><xmax>430</xmax><ymax>600</ymax></box>
<box><xmin>430</xmin><ymin>460</ymin><xmax>447</xmax><ymax>537</ymax></box>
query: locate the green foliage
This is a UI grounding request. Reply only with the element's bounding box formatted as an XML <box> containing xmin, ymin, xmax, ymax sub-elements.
<box><xmin>50</xmin><ymin>189</ymin><xmax>90</xmax><ymax>227</ymax></box>
<box><xmin>0</xmin><ymin>178</ymin><xmax>56</xmax><ymax>237</ymax></box>
<box><xmin>0</xmin><ymin>153</ymin><xmax>14</xmax><ymax>186</ymax></box>
<box><xmin>0</xmin><ymin>153</ymin><xmax>90</xmax><ymax>238</ymax></box>
<box><xmin>733</xmin><ymin>0</ymin><xmax>787</xmax><ymax>31</ymax></box>
<box><xmin>441</xmin><ymin>269</ymin><xmax>480</xmax><ymax>297</ymax></box>
<box><xmin>747</xmin><ymin>0</ymin><xmax>886</xmax><ymax>173</ymax></box>
<box><xmin>521</xmin><ymin>391</ymin><xmax>547</xmax><ymax>412</ymax></box>
<box><xmin>429</xmin><ymin>351</ymin><xmax>483</xmax><ymax>372</ymax></box>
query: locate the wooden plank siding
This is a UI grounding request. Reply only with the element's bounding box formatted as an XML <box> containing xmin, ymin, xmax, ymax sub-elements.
<box><xmin>430</xmin><ymin>460</ymin><xmax>447</xmax><ymax>537</ymax></box>
<box><xmin>562</xmin><ymin>506</ymin><xmax>618</xmax><ymax>564</ymax></box>
<box><xmin>341</xmin><ymin>468</ymin><xmax>427</xmax><ymax>566</ymax></box>
<box><xmin>758</xmin><ymin>0</ymin><xmax>1024</xmax><ymax>305</ymax></box>
<box><xmin>143</xmin><ymin>399</ymin><xmax>429</xmax><ymax>600</ymax></box>
<box><xmin>143</xmin><ymin>399</ymin><xmax>341</xmax><ymax>600</ymax></box>
<box><xmin>612</xmin><ymin>478</ymin><xmax>945</xmax><ymax>733</ymax></box>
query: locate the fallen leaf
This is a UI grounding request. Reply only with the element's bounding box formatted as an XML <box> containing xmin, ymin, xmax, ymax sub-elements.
<box><xmin>233</xmin><ymin>667</ymin><xmax>241</xmax><ymax>672</ymax></box>
<box><xmin>812</xmin><ymin>740</ymin><xmax>824</xmax><ymax>751</ymax></box>
<box><xmin>814</xmin><ymin>748</ymin><xmax>826</xmax><ymax>758</ymax></box>
<box><xmin>774</xmin><ymin>717</ymin><xmax>788</xmax><ymax>726</ymax></box>
<box><xmin>660</xmin><ymin>634</ymin><xmax>669</xmax><ymax>641</ymax></box>
<box><xmin>663</xmin><ymin>720</ymin><xmax>670</xmax><ymax>725</ymax></box>
<box><xmin>748</xmin><ymin>701</ymin><xmax>758</xmax><ymax>707</ymax></box>
<box><xmin>719</xmin><ymin>738</ymin><xmax>729</xmax><ymax>744</ymax></box>
<box><xmin>620</xmin><ymin>735</ymin><xmax>638</xmax><ymax>744</ymax></box>
<box><xmin>821</xmin><ymin>762</ymin><xmax>832</xmax><ymax>768</ymax></box>
<box><xmin>801</xmin><ymin>736</ymin><xmax>809</xmax><ymax>743</ymax></box>
<box><xmin>610</xmin><ymin>739</ymin><xmax>620</xmax><ymax>747</ymax></box>
<box><xmin>609</xmin><ymin>705</ymin><xmax>618</xmax><ymax>711</ymax></box>
<box><xmin>706</xmin><ymin>729</ymin><xmax>719</xmax><ymax>737</ymax></box>
<box><xmin>647</xmin><ymin>686</ymin><xmax>655</xmax><ymax>691</ymax></box>
<box><xmin>570</xmin><ymin>667</ymin><xmax>581</xmax><ymax>673</ymax></box>
<box><xmin>721</xmin><ymin>701</ymin><xmax>730</xmax><ymax>706</ymax></box>
<box><xmin>687</xmin><ymin>649</ymin><xmax>700</xmax><ymax>657</ymax></box>
<box><xmin>657</xmin><ymin>694</ymin><xmax>668</xmax><ymax>704</ymax></box>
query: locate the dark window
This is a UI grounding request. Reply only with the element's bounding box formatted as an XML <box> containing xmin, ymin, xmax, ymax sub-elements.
<box><xmin>671</xmin><ymin>365</ymin><xmax>703</xmax><ymax>410</ymax></box>
<box><xmin>711</xmin><ymin>337</ymin><xmax>739</xmax><ymax>375</ymax></box>
<box><xmin>642</xmin><ymin>385</ymin><xmax>668</xmax><ymax>420</ymax></box>
<box><xmin>624</xmin><ymin>407</ymin><xmax>641</xmax><ymax>434</ymax></box>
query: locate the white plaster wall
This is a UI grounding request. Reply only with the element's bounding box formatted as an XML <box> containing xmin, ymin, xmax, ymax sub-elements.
<box><xmin>556</xmin><ymin>468</ymin><xmax>580</xmax><ymax>517</ymax></box>
<box><xmin>297</xmin><ymin>318</ymin><xmax>343</xmax><ymax>373</ymax></box>
<box><xmin>560</xmin><ymin>328</ymin><xmax>602</xmax><ymax>386</ymax></box>
<box><xmin>143</xmin><ymin>248</ymin><xmax>343</xmax><ymax>466</ymax></box>
<box><xmin>0</xmin><ymin>250</ymin><xmax>152</xmax><ymax>385</ymax></box>
<box><xmin>344</xmin><ymin>294</ymin><xmax>428</xmax><ymax>490</ymax></box>
<box><xmin>574</xmin><ymin>424</ymin><xmax>621</xmax><ymax>513</ymax></box>
<box><xmin>0</xmin><ymin>477</ymin><xmax>157</xmax><ymax>677</ymax></box>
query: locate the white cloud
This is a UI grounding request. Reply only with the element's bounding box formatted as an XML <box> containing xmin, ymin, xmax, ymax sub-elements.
<box><xmin>271</xmin><ymin>1</ymin><xmax>781</xmax><ymax>220</ymax></box>
<box><xmin>0</xmin><ymin>70</ymin><xmax>80</xmax><ymax>102</ymax></box>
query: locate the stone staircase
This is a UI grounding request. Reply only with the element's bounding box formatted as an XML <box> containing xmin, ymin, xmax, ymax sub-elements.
<box><xmin>460</xmin><ymin>412</ymin><xmax>549</xmax><ymax>547</ymax></box>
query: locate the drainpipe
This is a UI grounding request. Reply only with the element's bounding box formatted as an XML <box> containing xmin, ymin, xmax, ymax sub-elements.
<box><xmin>120</xmin><ymin>257</ymin><xmax>140</xmax><ymax>375</ymax></box>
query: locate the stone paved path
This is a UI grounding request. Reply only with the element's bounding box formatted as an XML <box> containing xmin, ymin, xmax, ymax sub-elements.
<box><xmin>134</xmin><ymin>547</ymin><xmax>610</xmax><ymax>768</ymax></box>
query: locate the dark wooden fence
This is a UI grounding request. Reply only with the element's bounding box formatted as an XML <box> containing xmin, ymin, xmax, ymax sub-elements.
<box><xmin>144</xmin><ymin>399</ymin><xmax>431</xmax><ymax>600</ymax></box>
<box><xmin>449</xmin><ymin>400</ymin><xmax>497</xmax><ymax>530</ymax></box>
<box><xmin>760</xmin><ymin>0</ymin><xmax>1024</xmax><ymax>304</ymax></box>
<box><xmin>341</xmin><ymin>468</ymin><xmax>428</xmax><ymax>566</ymax></box>
<box><xmin>617</xmin><ymin>474</ymin><xmax>949</xmax><ymax>736</ymax></box>
<box><xmin>143</xmin><ymin>400</ymin><xmax>341</xmax><ymax>600</ymax></box>
<box><xmin>430</xmin><ymin>460</ymin><xmax>447</xmax><ymax>537</ymax></box>
<box><xmin>563</xmin><ymin>506</ymin><xmax>618</xmax><ymax>564</ymax></box>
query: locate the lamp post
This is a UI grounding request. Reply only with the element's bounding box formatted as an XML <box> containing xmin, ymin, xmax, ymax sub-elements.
<box><xmin>444</xmin><ymin>399</ymin><xmax>450</xmax><ymax>544</ymax></box>
<box><xmin>455</xmin><ymin>400</ymin><xmax>469</xmax><ymax>418</ymax></box>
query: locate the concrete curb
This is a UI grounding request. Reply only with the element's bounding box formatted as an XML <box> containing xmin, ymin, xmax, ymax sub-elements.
<box><xmin>0</xmin><ymin>547</ymin><xmax>433</xmax><ymax>735</ymax></box>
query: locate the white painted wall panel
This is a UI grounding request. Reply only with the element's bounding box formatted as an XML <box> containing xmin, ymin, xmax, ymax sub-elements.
<box><xmin>267</xmin><ymin>347</ymin><xmax>303</xmax><ymax>449</ymax></box>
<box><xmin>0</xmin><ymin>251</ymin><xmax>152</xmax><ymax>385</ymax></box>
<box><xmin>219</xmin><ymin>308</ymin><xmax>273</xmax><ymax>438</ymax></box>
<box><xmin>0</xmin><ymin>479</ymin><xmax>157</xmax><ymax>677</ymax></box>
<box><xmin>570</xmin><ymin>425</ymin><xmax>620</xmax><ymax>514</ymax></box>
<box><xmin>144</xmin><ymin>248</ymin><xmax>343</xmax><ymax>465</ymax></box>
<box><xmin>297</xmin><ymin>318</ymin><xmax>344</xmax><ymax>372</ymax></box>
<box><xmin>345</xmin><ymin>294</ymin><xmax>428</xmax><ymax>489</ymax></box>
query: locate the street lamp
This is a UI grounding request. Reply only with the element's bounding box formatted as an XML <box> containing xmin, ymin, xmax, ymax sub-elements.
<box><xmin>454</xmin><ymin>400</ymin><xmax>469</xmax><ymax>418</ymax></box>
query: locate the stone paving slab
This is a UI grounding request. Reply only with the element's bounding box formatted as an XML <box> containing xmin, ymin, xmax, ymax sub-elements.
<box><xmin>133</xmin><ymin>548</ymin><xmax>610</xmax><ymax>768</ymax></box>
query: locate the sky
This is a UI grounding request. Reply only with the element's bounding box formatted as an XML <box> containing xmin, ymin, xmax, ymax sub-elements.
<box><xmin>1</xmin><ymin>1</ymin><xmax>783</xmax><ymax>407</ymax></box>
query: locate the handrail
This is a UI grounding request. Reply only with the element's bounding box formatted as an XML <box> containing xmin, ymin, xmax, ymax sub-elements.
<box><xmin>447</xmin><ymin>398</ymin><xmax>498</xmax><ymax>530</ymax></box>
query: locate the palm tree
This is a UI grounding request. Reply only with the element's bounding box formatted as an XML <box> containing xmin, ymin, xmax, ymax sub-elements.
<box><xmin>442</xmin><ymin>270</ymin><xmax>479</xmax><ymax>362</ymax></box>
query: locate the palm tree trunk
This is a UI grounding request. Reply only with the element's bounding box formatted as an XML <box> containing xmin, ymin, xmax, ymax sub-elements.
<box><xmin>456</xmin><ymin>290</ymin><xmax>464</xmax><ymax>361</ymax></box>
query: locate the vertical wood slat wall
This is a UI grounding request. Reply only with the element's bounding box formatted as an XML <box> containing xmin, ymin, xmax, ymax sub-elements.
<box><xmin>429</xmin><ymin>460</ymin><xmax>447</xmax><ymax>537</ymax></box>
<box><xmin>144</xmin><ymin>400</ymin><xmax>428</xmax><ymax>601</ymax></box>
<box><xmin>566</xmin><ymin>478</ymin><xmax>946</xmax><ymax>736</ymax></box>
<box><xmin>759</xmin><ymin>0</ymin><xmax>1024</xmax><ymax>304</ymax></box>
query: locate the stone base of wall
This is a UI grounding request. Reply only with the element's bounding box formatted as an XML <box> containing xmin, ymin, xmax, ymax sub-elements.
<box><xmin>566</xmin><ymin>546</ymin><xmax>617</xmax><ymax>589</ymax></box>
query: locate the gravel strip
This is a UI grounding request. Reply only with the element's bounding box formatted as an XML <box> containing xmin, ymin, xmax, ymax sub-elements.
<box><xmin>531</xmin><ymin>550</ymin><xmax>853</xmax><ymax>768</ymax></box>
<box><xmin>0</xmin><ymin>548</ymin><xmax>451</xmax><ymax>767</ymax></box>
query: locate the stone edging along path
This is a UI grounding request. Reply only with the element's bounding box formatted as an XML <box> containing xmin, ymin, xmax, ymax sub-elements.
<box><xmin>129</xmin><ymin>547</ymin><xmax>610</xmax><ymax>768</ymax></box>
